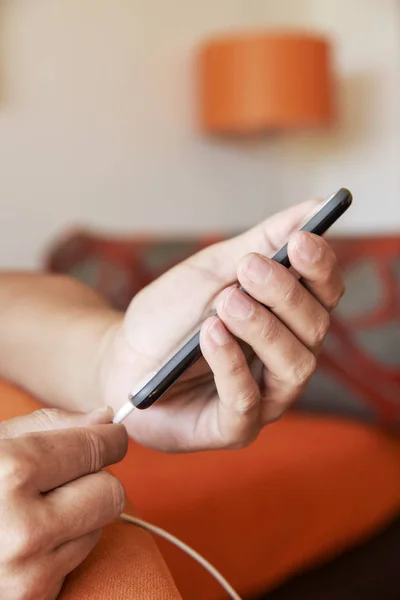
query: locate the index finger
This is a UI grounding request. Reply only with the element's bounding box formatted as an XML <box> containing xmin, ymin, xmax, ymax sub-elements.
<box><xmin>288</xmin><ymin>231</ymin><xmax>345</xmax><ymax>311</ymax></box>
<box><xmin>12</xmin><ymin>424</ymin><xmax>128</xmax><ymax>493</ymax></box>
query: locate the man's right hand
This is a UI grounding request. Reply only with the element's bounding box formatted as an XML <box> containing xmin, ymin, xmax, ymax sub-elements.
<box><xmin>0</xmin><ymin>407</ymin><xmax>128</xmax><ymax>600</ymax></box>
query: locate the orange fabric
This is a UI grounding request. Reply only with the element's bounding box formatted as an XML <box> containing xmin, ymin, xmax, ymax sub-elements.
<box><xmin>59</xmin><ymin>501</ymin><xmax>181</xmax><ymax>600</ymax></box>
<box><xmin>0</xmin><ymin>381</ymin><xmax>181</xmax><ymax>600</ymax></box>
<box><xmin>112</xmin><ymin>417</ymin><xmax>400</xmax><ymax>599</ymax></box>
<box><xmin>1</xmin><ymin>381</ymin><xmax>400</xmax><ymax>599</ymax></box>
<box><xmin>198</xmin><ymin>33</ymin><xmax>334</xmax><ymax>135</ymax></box>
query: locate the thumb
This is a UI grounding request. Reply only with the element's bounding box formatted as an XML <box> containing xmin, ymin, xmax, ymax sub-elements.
<box><xmin>189</xmin><ymin>198</ymin><xmax>321</xmax><ymax>280</ymax></box>
<box><xmin>125</xmin><ymin>198</ymin><xmax>321</xmax><ymax>358</ymax></box>
<box><xmin>0</xmin><ymin>406</ymin><xmax>114</xmax><ymax>439</ymax></box>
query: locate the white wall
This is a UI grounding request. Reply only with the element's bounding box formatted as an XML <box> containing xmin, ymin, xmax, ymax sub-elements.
<box><xmin>0</xmin><ymin>0</ymin><xmax>399</xmax><ymax>269</ymax></box>
<box><xmin>274</xmin><ymin>0</ymin><xmax>400</xmax><ymax>234</ymax></box>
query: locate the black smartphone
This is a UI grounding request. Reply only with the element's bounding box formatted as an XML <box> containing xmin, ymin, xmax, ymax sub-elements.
<box><xmin>126</xmin><ymin>188</ymin><xmax>352</xmax><ymax>412</ymax></box>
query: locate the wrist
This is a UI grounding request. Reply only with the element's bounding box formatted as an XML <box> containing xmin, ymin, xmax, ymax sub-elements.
<box><xmin>95</xmin><ymin>313</ymin><xmax>136</xmax><ymax>416</ymax></box>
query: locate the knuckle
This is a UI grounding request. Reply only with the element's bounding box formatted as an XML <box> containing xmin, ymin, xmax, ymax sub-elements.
<box><xmin>323</xmin><ymin>245</ymin><xmax>338</xmax><ymax>269</ymax></box>
<box><xmin>316</xmin><ymin>254</ymin><xmax>336</xmax><ymax>284</ymax></box>
<box><xmin>81</xmin><ymin>429</ymin><xmax>106</xmax><ymax>473</ymax></box>
<box><xmin>30</xmin><ymin>408</ymin><xmax>64</xmax><ymax>429</ymax></box>
<box><xmin>112</xmin><ymin>479</ymin><xmax>126</xmax><ymax>515</ymax></box>
<box><xmin>320</xmin><ymin>268</ymin><xmax>334</xmax><ymax>286</ymax></box>
<box><xmin>282</xmin><ymin>278</ymin><xmax>303</xmax><ymax>309</ymax></box>
<box><xmin>330</xmin><ymin>282</ymin><xmax>346</xmax><ymax>310</ymax></box>
<box><xmin>234</xmin><ymin>384</ymin><xmax>260</xmax><ymax>417</ymax></box>
<box><xmin>227</xmin><ymin>351</ymin><xmax>248</xmax><ymax>378</ymax></box>
<box><xmin>312</xmin><ymin>310</ymin><xmax>331</xmax><ymax>347</ymax></box>
<box><xmin>291</xmin><ymin>352</ymin><xmax>317</xmax><ymax>389</ymax></box>
<box><xmin>104</xmin><ymin>473</ymin><xmax>126</xmax><ymax>515</ymax></box>
<box><xmin>259</xmin><ymin>314</ymin><xmax>280</xmax><ymax>345</ymax></box>
<box><xmin>0</xmin><ymin>447</ymin><xmax>34</xmax><ymax>490</ymax></box>
<box><xmin>11</xmin><ymin>517</ymin><xmax>43</xmax><ymax>559</ymax></box>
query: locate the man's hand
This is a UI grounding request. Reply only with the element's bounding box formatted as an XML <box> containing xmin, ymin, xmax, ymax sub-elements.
<box><xmin>0</xmin><ymin>408</ymin><xmax>128</xmax><ymax>600</ymax></box>
<box><xmin>102</xmin><ymin>199</ymin><xmax>345</xmax><ymax>451</ymax></box>
<box><xmin>0</xmin><ymin>198</ymin><xmax>345</xmax><ymax>455</ymax></box>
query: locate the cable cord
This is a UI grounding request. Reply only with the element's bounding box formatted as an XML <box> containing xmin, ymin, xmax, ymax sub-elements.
<box><xmin>120</xmin><ymin>513</ymin><xmax>243</xmax><ymax>600</ymax></box>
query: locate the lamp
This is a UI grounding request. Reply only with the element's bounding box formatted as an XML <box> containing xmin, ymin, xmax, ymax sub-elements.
<box><xmin>197</xmin><ymin>31</ymin><xmax>335</xmax><ymax>136</ymax></box>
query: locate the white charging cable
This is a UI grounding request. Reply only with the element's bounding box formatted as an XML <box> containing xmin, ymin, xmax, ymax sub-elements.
<box><xmin>120</xmin><ymin>513</ymin><xmax>243</xmax><ymax>600</ymax></box>
<box><xmin>115</xmin><ymin>404</ymin><xmax>242</xmax><ymax>599</ymax></box>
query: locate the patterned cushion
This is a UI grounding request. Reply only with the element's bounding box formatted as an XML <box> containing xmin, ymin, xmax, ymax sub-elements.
<box><xmin>44</xmin><ymin>232</ymin><xmax>400</xmax><ymax>427</ymax></box>
<box><xmin>45</xmin><ymin>230</ymin><xmax>222</xmax><ymax>310</ymax></box>
<box><xmin>298</xmin><ymin>237</ymin><xmax>399</xmax><ymax>428</ymax></box>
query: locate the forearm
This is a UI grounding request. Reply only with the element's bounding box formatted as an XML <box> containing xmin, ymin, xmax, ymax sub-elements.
<box><xmin>0</xmin><ymin>272</ymin><xmax>121</xmax><ymax>412</ymax></box>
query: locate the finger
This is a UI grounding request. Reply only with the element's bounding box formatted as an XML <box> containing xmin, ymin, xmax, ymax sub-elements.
<box><xmin>238</xmin><ymin>253</ymin><xmax>330</xmax><ymax>352</ymax></box>
<box><xmin>45</xmin><ymin>471</ymin><xmax>125</xmax><ymax>547</ymax></box>
<box><xmin>200</xmin><ymin>317</ymin><xmax>261</xmax><ymax>449</ymax></box>
<box><xmin>0</xmin><ymin>407</ymin><xmax>114</xmax><ymax>439</ymax></box>
<box><xmin>288</xmin><ymin>231</ymin><xmax>345</xmax><ymax>311</ymax></box>
<box><xmin>188</xmin><ymin>199</ymin><xmax>320</xmax><ymax>281</ymax></box>
<box><xmin>194</xmin><ymin>198</ymin><xmax>320</xmax><ymax>279</ymax></box>
<box><xmin>124</xmin><ymin>199</ymin><xmax>321</xmax><ymax>360</ymax></box>
<box><xmin>53</xmin><ymin>529</ymin><xmax>101</xmax><ymax>578</ymax></box>
<box><xmin>7</xmin><ymin>424</ymin><xmax>128</xmax><ymax>492</ymax></box>
<box><xmin>20</xmin><ymin>532</ymin><xmax>101</xmax><ymax>600</ymax></box>
<box><xmin>216</xmin><ymin>288</ymin><xmax>316</xmax><ymax>400</ymax></box>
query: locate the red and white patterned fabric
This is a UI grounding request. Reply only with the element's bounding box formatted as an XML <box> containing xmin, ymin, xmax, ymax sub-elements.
<box><xmin>45</xmin><ymin>232</ymin><xmax>400</xmax><ymax>428</ymax></box>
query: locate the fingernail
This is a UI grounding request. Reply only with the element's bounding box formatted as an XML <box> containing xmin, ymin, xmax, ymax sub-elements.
<box><xmin>243</xmin><ymin>254</ymin><xmax>272</xmax><ymax>284</ymax></box>
<box><xmin>208</xmin><ymin>319</ymin><xmax>230</xmax><ymax>346</ymax></box>
<box><xmin>295</xmin><ymin>232</ymin><xmax>321</xmax><ymax>262</ymax></box>
<box><xmin>225</xmin><ymin>288</ymin><xmax>253</xmax><ymax>319</ymax></box>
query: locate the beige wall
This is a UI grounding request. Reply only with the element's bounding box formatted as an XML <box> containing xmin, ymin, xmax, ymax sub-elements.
<box><xmin>275</xmin><ymin>0</ymin><xmax>400</xmax><ymax>231</ymax></box>
<box><xmin>0</xmin><ymin>0</ymin><xmax>399</xmax><ymax>268</ymax></box>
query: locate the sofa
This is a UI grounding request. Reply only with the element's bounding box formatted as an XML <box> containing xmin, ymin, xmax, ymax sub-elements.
<box><xmin>12</xmin><ymin>231</ymin><xmax>397</xmax><ymax>599</ymax></box>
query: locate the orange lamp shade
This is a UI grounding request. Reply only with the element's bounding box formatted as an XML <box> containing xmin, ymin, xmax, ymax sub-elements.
<box><xmin>197</xmin><ymin>32</ymin><xmax>335</xmax><ymax>135</ymax></box>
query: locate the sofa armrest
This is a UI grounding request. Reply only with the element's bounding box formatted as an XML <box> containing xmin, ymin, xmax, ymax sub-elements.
<box><xmin>59</xmin><ymin>501</ymin><xmax>182</xmax><ymax>600</ymax></box>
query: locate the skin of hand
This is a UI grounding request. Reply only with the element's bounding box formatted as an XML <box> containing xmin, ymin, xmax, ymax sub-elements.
<box><xmin>99</xmin><ymin>199</ymin><xmax>345</xmax><ymax>452</ymax></box>
<box><xmin>0</xmin><ymin>407</ymin><xmax>128</xmax><ymax>600</ymax></box>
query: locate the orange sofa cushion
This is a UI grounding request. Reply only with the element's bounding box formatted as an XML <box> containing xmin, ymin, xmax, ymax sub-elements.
<box><xmin>112</xmin><ymin>419</ymin><xmax>400</xmax><ymax>599</ymax></box>
<box><xmin>59</xmin><ymin>505</ymin><xmax>181</xmax><ymax>600</ymax></box>
<box><xmin>1</xmin><ymin>380</ymin><xmax>400</xmax><ymax>599</ymax></box>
